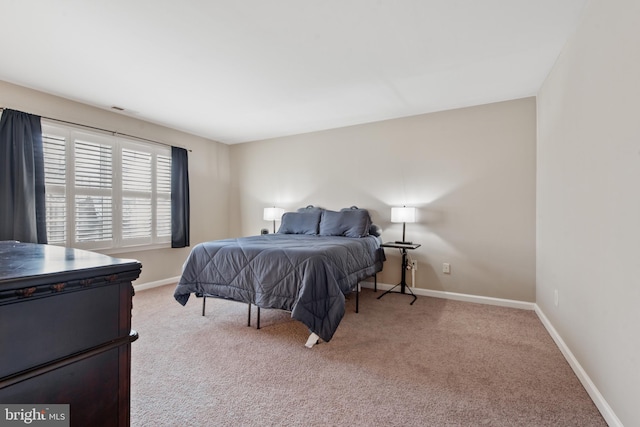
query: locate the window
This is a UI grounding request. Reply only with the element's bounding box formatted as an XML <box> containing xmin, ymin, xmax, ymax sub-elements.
<box><xmin>42</xmin><ymin>122</ymin><xmax>171</xmax><ymax>252</ymax></box>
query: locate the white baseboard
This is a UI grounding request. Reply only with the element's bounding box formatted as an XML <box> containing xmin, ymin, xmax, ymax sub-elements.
<box><xmin>360</xmin><ymin>281</ymin><xmax>535</xmax><ymax>310</ymax></box>
<box><xmin>535</xmin><ymin>306</ymin><xmax>622</xmax><ymax>427</ymax></box>
<box><xmin>134</xmin><ymin>276</ymin><xmax>180</xmax><ymax>292</ymax></box>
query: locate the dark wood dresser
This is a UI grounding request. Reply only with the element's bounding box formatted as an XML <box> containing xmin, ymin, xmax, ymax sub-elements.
<box><xmin>0</xmin><ymin>242</ymin><xmax>141</xmax><ymax>427</ymax></box>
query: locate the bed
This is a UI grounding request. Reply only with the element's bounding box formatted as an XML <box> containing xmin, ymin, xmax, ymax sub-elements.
<box><xmin>173</xmin><ymin>206</ymin><xmax>385</xmax><ymax>346</ymax></box>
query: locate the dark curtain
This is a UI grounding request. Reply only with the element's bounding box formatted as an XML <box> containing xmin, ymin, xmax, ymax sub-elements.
<box><xmin>0</xmin><ymin>109</ymin><xmax>47</xmax><ymax>243</ymax></box>
<box><xmin>171</xmin><ymin>146</ymin><xmax>190</xmax><ymax>248</ymax></box>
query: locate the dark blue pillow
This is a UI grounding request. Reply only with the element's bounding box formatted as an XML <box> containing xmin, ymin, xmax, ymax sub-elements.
<box><xmin>297</xmin><ymin>205</ymin><xmax>323</xmax><ymax>213</ymax></box>
<box><xmin>319</xmin><ymin>209</ymin><xmax>371</xmax><ymax>238</ymax></box>
<box><xmin>277</xmin><ymin>210</ymin><xmax>322</xmax><ymax>235</ymax></box>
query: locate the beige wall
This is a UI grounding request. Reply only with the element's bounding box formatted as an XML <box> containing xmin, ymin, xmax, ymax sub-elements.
<box><xmin>537</xmin><ymin>0</ymin><xmax>640</xmax><ymax>425</ymax></box>
<box><xmin>230</xmin><ymin>98</ymin><xmax>536</xmax><ymax>301</ymax></box>
<box><xmin>0</xmin><ymin>80</ymin><xmax>231</xmax><ymax>285</ymax></box>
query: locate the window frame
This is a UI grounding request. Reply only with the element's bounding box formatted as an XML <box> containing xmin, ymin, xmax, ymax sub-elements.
<box><xmin>42</xmin><ymin>121</ymin><xmax>172</xmax><ymax>253</ymax></box>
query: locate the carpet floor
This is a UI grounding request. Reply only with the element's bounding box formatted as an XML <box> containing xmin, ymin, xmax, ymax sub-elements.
<box><xmin>130</xmin><ymin>284</ymin><xmax>606</xmax><ymax>426</ymax></box>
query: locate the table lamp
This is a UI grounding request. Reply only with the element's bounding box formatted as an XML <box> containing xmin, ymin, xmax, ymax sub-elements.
<box><xmin>263</xmin><ymin>207</ymin><xmax>285</xmax><ymax>233</ymax></box>
<box><xmin>391</xmin><ymin>206</ymin><xmax>416</xmax><ymax>244</ymax></box>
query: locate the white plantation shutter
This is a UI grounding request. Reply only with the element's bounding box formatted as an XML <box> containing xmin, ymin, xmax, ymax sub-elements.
<box><xmin>41</xmin><ymin>122</ymin><xmax>171</xmax><ymax>251</ymax></box>
<box><xmin>75</xmin><ymin>195</ymin><xmax>113</xmax><ymax>242</ymax></box>
<box><xmin>43</xmin><ymin>133</ymin><xmax>67</xmax><ymax>244</ymax></box>
<box><xmin>74</xmin><ymin>139</ymin><xmax>113</xmax><ymax>245</ymax></box>
<box><xmin>156</xmin><ymin>154</ymin><xmax>172</xmax><ymax>237</ymax></box>
<box><xmin>122</xmin><ymin>148</ymin><xmax>152</xmax><ymax>242</ymax></box>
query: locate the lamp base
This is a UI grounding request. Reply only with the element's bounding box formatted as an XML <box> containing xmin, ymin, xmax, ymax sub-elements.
<box><xmin>395</xmin><ymin>241</ymin><xmax>413</xmax><ymax>245</ymax></box>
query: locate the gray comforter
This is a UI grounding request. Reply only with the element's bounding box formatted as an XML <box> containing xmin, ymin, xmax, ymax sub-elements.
<box><xmin>174</xmin><ymin>234</ymin><xmax>384</xmax><ymax>342</ymax></box>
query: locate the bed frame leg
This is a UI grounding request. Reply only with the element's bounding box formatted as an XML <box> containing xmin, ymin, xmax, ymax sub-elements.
<box><xmin>257</xmin><ymin>306</ymin><xmax>261</xmax><ymax>329</ymax></box>
<box><xmin>247</xmin><ymin>303</ymin><xmax>251</xmax><ymax>326</ymax></box>
<box><xmin>356</xmin><ymin>283</ymin><xmax>359</xmax><ymax>313</ymax></box>
<box><xmin>202</xmin><ymin>296</ymin><xmax>206</xmax><ymax>316</ymax></box>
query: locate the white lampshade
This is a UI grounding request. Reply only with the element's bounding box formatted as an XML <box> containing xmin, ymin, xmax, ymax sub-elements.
<box><xmin>263</xmin><ymin>207</ymin><xmax>285</xmax><ymax>221</ymax></box>
<box><xmin>391</xmin><ymin>206</ymin><xmax>416</xmax><ymax>223</ymax></box>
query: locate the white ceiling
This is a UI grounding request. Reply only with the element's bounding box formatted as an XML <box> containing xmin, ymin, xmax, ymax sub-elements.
<box><xmin>1</xmin><ymin>0</ymin><xmax>587</xmax><ymax>144</ymax></box>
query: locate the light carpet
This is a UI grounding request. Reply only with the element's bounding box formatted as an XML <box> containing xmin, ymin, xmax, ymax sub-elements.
<box><xmin>130</xmin><ymin>284</ymin><xmax>606</xmax><ymax>426</ymax></box>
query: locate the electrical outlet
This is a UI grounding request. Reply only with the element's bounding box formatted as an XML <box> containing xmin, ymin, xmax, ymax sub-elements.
<box><xmin>443</xmin><ymin>263</ymin><xmax>451</xmax><ymax>274</ymax></box>
<box><xmin>554</xmin><ymin>289</ymin><xmax>559</xmax><ymax>307</ymax></box>
<box><xmin>411</xmin><ymin>260</ymin><xmax>418</xmax><ymax>270</ymax></box>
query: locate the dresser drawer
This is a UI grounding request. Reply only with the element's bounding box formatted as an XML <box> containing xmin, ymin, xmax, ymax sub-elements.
<box><xmin>0</xmin><ymin>283</ymin><xmax>125</xmax><ymax>378</ymax></box>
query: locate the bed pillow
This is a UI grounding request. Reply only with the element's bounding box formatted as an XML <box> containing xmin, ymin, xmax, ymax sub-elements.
<box><xmin>297</xmin><ymin>205</ymin><xmax>324</xmax><ymax>213</ymax></box>
<box><xmin>341</xmin><ymin>206</ymin><xmax>375</xmax><ymax>237</ymax></box>
<box><xmin>319</xmin><ymin>209</ymin><xmax>372</xmax><ymax>238</ymax></box>
<box><xmin>277</xmin><ymin>210</ymin><xmax>321</xmax><ymax>235</ymax></box>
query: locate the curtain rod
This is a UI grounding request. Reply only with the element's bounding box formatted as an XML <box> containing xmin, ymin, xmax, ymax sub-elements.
<box><xmin>0</xmin><ymin>107</ymin><xmax>192</xmax><ymax>152</ymax></box>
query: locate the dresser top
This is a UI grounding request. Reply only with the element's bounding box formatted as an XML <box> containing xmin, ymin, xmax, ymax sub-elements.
<box><xmin>0</xmin><ymin>241</ymin><xmax>141</xmax><ymax>288</ymax></box>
